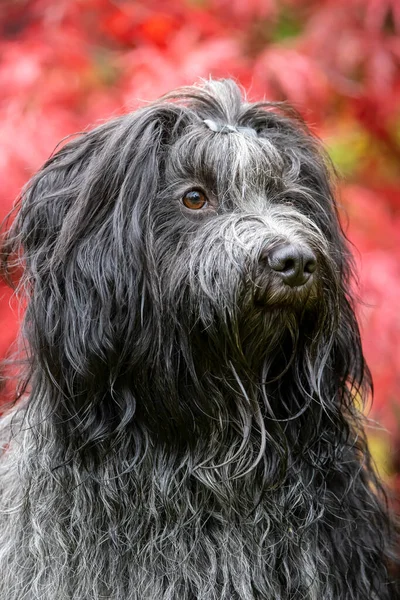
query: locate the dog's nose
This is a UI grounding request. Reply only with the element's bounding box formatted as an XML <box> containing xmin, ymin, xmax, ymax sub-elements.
<box><xmin>265</xmin><ymin>243</ymin><xmax>317</xmax><ymax>287</ymax></box>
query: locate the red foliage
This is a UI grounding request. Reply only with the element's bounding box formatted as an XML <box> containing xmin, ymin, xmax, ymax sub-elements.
<box><xmin>0</xmin><ymin>0</ymin><xmax>399</xmax><ymax>452</ymax></box>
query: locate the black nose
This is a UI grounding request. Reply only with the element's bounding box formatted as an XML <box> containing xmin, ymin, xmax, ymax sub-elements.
<box><xmin>266</xmin><ymin>243</ymin><xmax>317</xmax><ymax>287</ymax></box>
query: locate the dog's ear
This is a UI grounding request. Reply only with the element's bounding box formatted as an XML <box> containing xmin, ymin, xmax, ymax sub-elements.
<box><xmin>3</xmin><ymin>105</ymin><xmax>183</xmax><ymax>441</ymax></box>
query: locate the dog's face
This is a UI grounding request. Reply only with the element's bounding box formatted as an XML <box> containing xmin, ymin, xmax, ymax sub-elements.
<box><xmin>4</xmin><ymin>80</ymin><xmax>365</xmax><ymax>443</ymax></box>
<box><xmin>151</xmin><ymin>110</ymin><xmax>340</xmax><ymax>332</ymax></box>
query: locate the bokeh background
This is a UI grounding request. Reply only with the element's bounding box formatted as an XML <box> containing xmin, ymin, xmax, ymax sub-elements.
<box><xmin>0</xmin><ymin>0</ymin><xmax>399</xmax><ymax>501</ymax></box>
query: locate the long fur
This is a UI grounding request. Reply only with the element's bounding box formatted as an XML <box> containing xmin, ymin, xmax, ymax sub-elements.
<box><xmin>0</xmin><ymin>79</ymin><xmax>398</xmax><ymax>599</ymax></box>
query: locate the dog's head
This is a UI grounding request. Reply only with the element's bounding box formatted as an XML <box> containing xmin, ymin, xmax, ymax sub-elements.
<box><xmin>3</xmin><ymin>79</ymin><xmax>369</xmax><ymax>449</ymax></box>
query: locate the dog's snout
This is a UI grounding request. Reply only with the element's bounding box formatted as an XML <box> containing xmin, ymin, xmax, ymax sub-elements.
<box><xmin>264</xmin><ymin>243</ymin><xmax>317</xmax><ymax>287</ymax></box>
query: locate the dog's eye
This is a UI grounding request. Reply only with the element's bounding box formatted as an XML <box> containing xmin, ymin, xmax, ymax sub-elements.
<box><xmin>182</xmin><ymin>189</ymin><xmax>208</xmax><ymax>210</ymax></box>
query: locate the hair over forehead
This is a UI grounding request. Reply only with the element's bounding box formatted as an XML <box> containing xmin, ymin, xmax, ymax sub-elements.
<box><xmin>145</xmin><ymin>79</ymin><xmax>332</xmax><ymax>213</ymax></box>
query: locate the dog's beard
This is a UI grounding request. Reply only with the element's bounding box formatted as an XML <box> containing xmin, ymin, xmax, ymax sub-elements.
<box><xmin>132</xmin><ymin>206</ymin><xmax>342</xmax><ymax>447</ymax></box>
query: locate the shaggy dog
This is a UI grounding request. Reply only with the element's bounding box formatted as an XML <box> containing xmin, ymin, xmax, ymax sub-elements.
<box><xmin>0</xmin><ymin>79</ymin><xmax>398</xmax><ymax>599</ymax></box>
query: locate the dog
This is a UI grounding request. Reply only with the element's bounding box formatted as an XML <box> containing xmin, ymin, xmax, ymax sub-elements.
<box><xmin>0</xmin><ymin>79</ymin><xmax>398</xmax><ymax>599</ymax></box>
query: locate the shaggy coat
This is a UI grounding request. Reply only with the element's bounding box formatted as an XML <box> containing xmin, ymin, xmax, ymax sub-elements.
<box><xmin>0</xmin><ymin>79</ymin><xmax>398</xmax><ymax>599</ymax></box>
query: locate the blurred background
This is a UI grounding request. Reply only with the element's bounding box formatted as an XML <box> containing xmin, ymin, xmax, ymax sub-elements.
<box><xmin>0</xmin><ymin>0</ymin><xmax>399</xmax><ymax>501</ymax></box>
